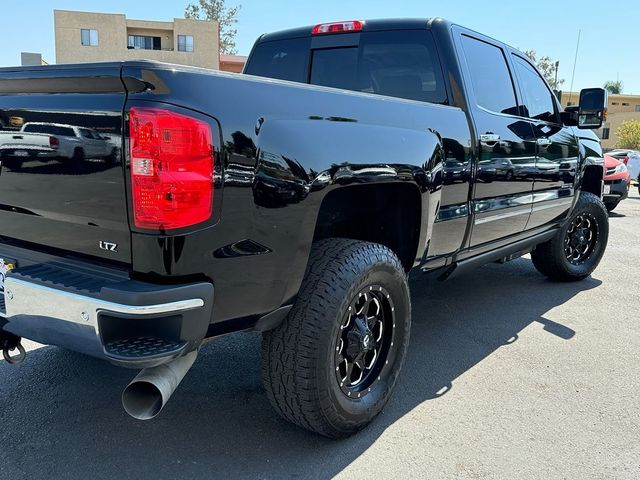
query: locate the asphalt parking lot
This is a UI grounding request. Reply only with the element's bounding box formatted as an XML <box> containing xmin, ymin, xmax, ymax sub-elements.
<box><xmin>1</xmin><ymin>191</ymin><xmax>638</xmax><ymax>480</ymax></box>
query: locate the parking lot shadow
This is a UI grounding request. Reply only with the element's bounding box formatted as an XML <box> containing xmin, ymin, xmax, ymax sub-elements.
<box><xmin>0</xmin><ymin>258</ymin><xmax>600</xmax><ymax>480</ymax></box>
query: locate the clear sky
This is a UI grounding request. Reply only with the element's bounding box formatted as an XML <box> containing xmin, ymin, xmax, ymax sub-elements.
<box><xmin>2</xmin><ymin>0</ymin><xmax>638</xmax><ymax>93</ymax></box>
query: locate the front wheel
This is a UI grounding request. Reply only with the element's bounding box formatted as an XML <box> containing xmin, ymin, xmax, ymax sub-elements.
<box><xmin>261</xmin><ymin>239</ymin><xmax>411</xmax><ymax>438</ymax></box>
<box><xmin>531</xmin><ymin>192</ymin><xmax>609</xmax><ymax>281</ymax></box>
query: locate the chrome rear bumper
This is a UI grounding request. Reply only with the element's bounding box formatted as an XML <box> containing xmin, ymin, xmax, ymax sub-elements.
<box><xmin>1</xmin><ymin>267</ymin><xmax>213</xmax><ymax>368</ymax></box>
<box><xmin>4</xmin><ymin>277</ymin><xmax>204</xmax><ymax>333</ymax></box>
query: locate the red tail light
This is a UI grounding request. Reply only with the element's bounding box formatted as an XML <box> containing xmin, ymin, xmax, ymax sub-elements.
<box><xmin>49</xmin><ymin>136</ymin><xmax>59</xmax><ymax>149</ymax></box>
<box><xmin>623</xmin><ymin>155</ymin><xmax>629</xmax><ymax>165</ymax></box>
<box><xmin>311</xmin><ymin>20</ymin><xmax>364</xmax><ymax>35</ymax></box>
<box><xmin>129</xmin><ymin>107</ymin><xmax>214</xmax><ymax>230</ymax></box>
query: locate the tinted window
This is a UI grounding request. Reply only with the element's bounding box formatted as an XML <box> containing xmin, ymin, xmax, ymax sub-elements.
<box><xmin>359</xmin><ymin>30</ymin><xmax>446</xmax><ymax>103</ymax></box>
<box><xmin>512</xmin><ymin>55</ymin><xmax>558</xmax><ymax>123</ymax></box>
<box><xmin>311</xmin><ymin>48</ymin><xmax>358</xmax><ymax>90</ymax></box>
<box><xmin>460</xmin><ymin>35</ymin><xmax>518</xmax><ymax>115</ymax></box>
<box><xmin>311</xmin><ymin>30</ymin><xmax>447</xmax><ymax>104</ymax></box>
<box><xmin>23</xmin><ymin>124</ymin><xmax>51</xmax><ymax>134</ymax></box>
<box><xmin>128</xmin><ymin>35</ymin><xmax>161</xmax><ymax>50</ymax></box>
<box><xmin>57</xmin><ymin>126</ymin><xmax>75</xmax><ymax>137</ymax></box>
<box><xmin>247</xmin><ymin>31</ymin><xmax>447</xmax><ymax>104</ymax></box>
<box><xmin>23</xmin><ymin>124</ymin><xmax>75</xmax><ymax>137</ymax></box>
<box><xmin>244</xmin><ymin>37</ymin><xmax>311</xmax><ymax>83</ymax></box>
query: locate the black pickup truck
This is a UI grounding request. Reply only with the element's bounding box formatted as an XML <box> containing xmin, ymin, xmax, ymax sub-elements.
<box><xmin>0</xmin><ymin>18</ymin><xmax>609</xmax><ymax>437</ymax></box>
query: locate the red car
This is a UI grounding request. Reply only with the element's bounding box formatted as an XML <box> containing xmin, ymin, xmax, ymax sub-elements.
<box><xmin>603</xmin><ymin>154</ymin><xmax>631</xmax><ymax>212</ymax></box>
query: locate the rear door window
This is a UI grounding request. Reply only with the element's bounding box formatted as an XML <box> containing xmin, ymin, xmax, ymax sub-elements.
<box><xmin>311</xmin><ymin>30</ymin><xmax>447</xmax><ymax>104</ymax></box>
<box><xmin>58</xmin><ymin>126</ymin><xmax>75</xmax><ymax>137</ymax></box>
<box><xmin>357</xmin><ymin>30</ymin><xmax>447</xmax><ymax>103</ymax></box>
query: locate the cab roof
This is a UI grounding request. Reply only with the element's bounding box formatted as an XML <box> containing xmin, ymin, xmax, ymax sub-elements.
<box><xmin>257</xmin><ymin>18</ymin><xmax>449</xmax><ymax>44</ymax></box>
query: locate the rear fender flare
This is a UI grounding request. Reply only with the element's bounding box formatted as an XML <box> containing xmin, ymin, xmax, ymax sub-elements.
<box><xmin>253</xmin><ymin>116</ymin><xmax>444</xmax><ymax>309</ymax></box>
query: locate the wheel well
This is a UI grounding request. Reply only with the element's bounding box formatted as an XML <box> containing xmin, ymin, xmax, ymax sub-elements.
<box><xmin>313</xmin><ymin>184</ymin><xmax>421</xmax><ymax>272</ymax></box>
<box><xmin>581</xmin><ymin>164</ymin><xmax>604</xmax><ymax>197</ymax></box>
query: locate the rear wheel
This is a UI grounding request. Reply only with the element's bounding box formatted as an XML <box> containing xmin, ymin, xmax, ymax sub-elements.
<box><xmin>72</xmin><ymin>148</ymin><xmax>85</xmax><ymax>170</ymax></box>
<box><xmin>531</xmin><ymin>192</ymin><xmax>608</xmax><ymax>281</ymax></box>
<box><xmin>261</xmin><ymin>239</ymin><xmax>411</xmax><ymax>438</ymax></box>
<box><xmin>105</xmin><ymin>148</ymin><xmax>118</xmax><ymax>166</ymax></box>
<box><xmin>3</xmin><ymin>157</ymin><xmax>22</xmax><ymax>169</ymax></box>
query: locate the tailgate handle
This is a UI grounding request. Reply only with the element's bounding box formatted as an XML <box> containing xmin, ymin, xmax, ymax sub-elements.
<box><xmin>12</xmin><ymin>135</ymin><xmax>23</xmax><ymax>140</ymax></box>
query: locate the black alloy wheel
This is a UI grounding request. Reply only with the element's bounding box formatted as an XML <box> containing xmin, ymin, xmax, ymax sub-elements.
<box><xmin>564</xmin><ymin>212</ymin><xmax>599</xmax><ymax>265</ymax></box>
<box><xmin>531</xmin><ymin>192</ymin><xmax>608</xmax><ymax>281</ymax></box>
<box><xmin>335</xmin><ymin>286</ymin><xmax>395</xmax><ymax>399</ymax></box>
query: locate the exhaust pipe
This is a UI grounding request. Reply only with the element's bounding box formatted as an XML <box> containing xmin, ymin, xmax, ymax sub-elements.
<box><xmin>122</xmin><ymin>349</ymin><xmax>198</xmax><ymax>420</ymax></box>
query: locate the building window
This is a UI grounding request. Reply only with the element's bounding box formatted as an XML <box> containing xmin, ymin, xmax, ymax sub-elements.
<box><xmin>622</xmin><ymin>102</ymin><xmax>629</xmax><ymax>106</ymax></box>
<box><xmin>81</xmin><ymin>29</ymin><xmax>98</xmax><ymax>46</ymax></box>
<box><xmin>635</xmin><ymin>105</ymin><xmax>640</xmax><ymax>112</ymax></box>
<box><xmin>177</xmin><ymin>35</ymin><xmax>194</xmax><ymax>52</ymax></box>
<box><xmin>601</xmin><ymin>127</ymin><xmax>610</xmax><ymax>140</ymax></box>
<box><xmin>128</xmin><ymin>35</ymin><xmax>161</xmax><ymax>50</ymax></box>
<box><xmin>612</xmin><ymin>102</ymin><xmax>619</xmax><ymax>105</ymax></box>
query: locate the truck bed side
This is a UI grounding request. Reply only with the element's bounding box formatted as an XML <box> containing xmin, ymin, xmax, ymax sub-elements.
<box><xmin>121</xmin><ymin>62</ymin><xmax>472</xmax><ymax>330</ymax></box>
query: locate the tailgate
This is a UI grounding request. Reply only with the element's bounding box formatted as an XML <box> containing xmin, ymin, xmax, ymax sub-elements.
<box><xmin>0</xmin><ymin>132</ymin><xmax>52</xmax><ymax>152</ymax></box>
<box><xmin>0</xmin><ymin>64</ymin><xmax>130</xmax><ymax>264</ymax></box>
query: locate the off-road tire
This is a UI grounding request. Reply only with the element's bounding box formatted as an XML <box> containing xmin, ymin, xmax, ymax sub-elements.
<box><xmin>531</xmin><ymin>192</ymin><xmax>608</xmax><ymax>281</ymax></box>
<box><xmin>105</xmin><ymin>148</ymin><xmax>118</xmax><ymax>166</ymax></box>
<box><xmin>72</xmin><ymin>148</ymin><xmax>85</xmax><ymax>171</ymax></box>
<box><xmin>261</xmin><ymin>238</ymin><xmax>411</xmax><ymax>438</ymax></box>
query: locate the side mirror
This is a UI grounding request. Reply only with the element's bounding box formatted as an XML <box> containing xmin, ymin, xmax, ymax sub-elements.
<box><xmin>578</xmin><ymin>88</ymin><xmax>608</xmax><ymax>129</ymax></box>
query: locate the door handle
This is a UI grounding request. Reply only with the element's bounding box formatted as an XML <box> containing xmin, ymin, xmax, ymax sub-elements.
<box><xmin>536</xmin><ymin>137</ymin><xmax>552</xmax><ymax>146</ymax></box>
<box><xmin>480</xmin><ymin>134</ymin><xmax>501</xmax><ymax>144</ymax></box>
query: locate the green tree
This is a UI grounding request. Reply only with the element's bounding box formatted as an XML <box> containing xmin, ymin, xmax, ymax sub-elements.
<box><xmin>616</xmin><ymin>120</ymin><xmax>640</xmax><ymax>150</ymax></box>
<box><xmin>604</xmin><ymin>80</ymin><xmax>623</xmax><ymax>94</ymax></box>
<box><xmin>185</xmin><ymin>0</ymin><xmax>241</xmax><ymax>55</ymax></box>
<box><xmin>523</xmin><ymin>50</ymin><xmax>564</xmax><ymax>90</ymax></box>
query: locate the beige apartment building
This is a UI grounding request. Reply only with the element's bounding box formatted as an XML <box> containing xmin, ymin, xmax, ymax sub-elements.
<box><xmin>54</xmin><ymin>10</ymin><xmax>220</xmax><ymax>70</ymax></box>
<box><xmin>560</xmin><ymin>92</ymin><xmax>640</xmax><ymax>149</ymax></box>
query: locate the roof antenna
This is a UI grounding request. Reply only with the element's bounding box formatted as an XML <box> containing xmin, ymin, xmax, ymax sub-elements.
<box><xmin>568</xmin><ymin>29</ymin><xmax>581</xmax><ymax>105</ymax></box>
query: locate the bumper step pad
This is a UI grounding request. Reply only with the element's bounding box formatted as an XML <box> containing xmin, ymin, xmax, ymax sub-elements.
<box><xmin>104</xmin><ymin>336</ymin><xmax>186</xmax><ymax>360</ymax></box>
